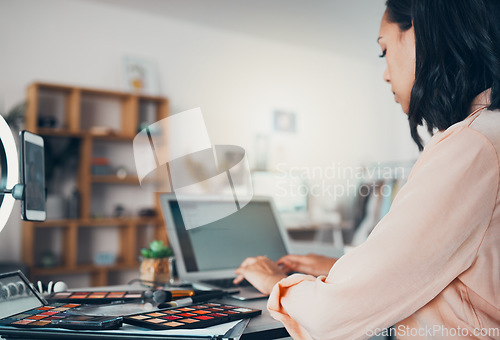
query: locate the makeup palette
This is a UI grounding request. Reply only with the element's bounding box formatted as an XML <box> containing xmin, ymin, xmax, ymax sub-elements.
<box><xmin>0</xmin><ymin>271</ymin><xmax>122</xmax><ymax>330</ymax></box>
<box><xmin>47</xmin><ymin>291</ymin><xmax>146</xmax><ymax>304</ymax></box>
<box><xmin>124</xmin><ymin>302</ymin><xmax>261</xmax><ymax>330</ymax></box>
<box><xmin>1</xmin><ymin>302</ymin><xmax>81</xmax><ymax>328</ymax></box>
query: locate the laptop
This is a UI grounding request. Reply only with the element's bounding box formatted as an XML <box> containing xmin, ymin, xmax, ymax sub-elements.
<box><xmin>160</xmin><ymin>194</ymin><xmax>291</xmax><ymax>300</ymax></box>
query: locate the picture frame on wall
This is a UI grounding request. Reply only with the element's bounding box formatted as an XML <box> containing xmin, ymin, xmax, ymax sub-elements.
<box><xmin>123</xmin><ymin>55</ymin><xmax>161</xmax><ymax>95</ymax></box>
<box><xmin>273</xmin><ymin>110</ymin><xmax>297</xmax><ymax>133</ymax></box>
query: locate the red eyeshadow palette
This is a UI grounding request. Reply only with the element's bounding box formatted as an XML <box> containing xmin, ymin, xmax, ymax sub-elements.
<box><xmin>2</xmin><ymin>303</ymin><xmax>82</xmax><ymax>328</ymax></box>
<box><xmin>46</xmin><ymin>291</ymin><xmax>146</xmax><ymax>304</ymax></box>
<box><xmin>0</xmin><ymin>271</ymin><xmax>122</xmax><ymax>330</ymax></box>
<box><xmin>124</xmin><ymin>302</ymin><xmax>261</xmax><ymax>330</ymax></box>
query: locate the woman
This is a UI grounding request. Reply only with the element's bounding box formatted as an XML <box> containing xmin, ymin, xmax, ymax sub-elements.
<box><xmin>234</xmin><ymin>0</ymin><xmax>500</xmax><ymax>338</ymax></box>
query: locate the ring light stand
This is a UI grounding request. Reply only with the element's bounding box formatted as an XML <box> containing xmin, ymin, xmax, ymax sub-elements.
<box><xmin>0</xmin><ymin>115</ymin><xmax>21</xmax><ymax>233</ymax></box>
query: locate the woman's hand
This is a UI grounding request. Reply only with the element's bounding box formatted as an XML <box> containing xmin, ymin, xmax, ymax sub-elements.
<box><xmin>233</xmin><ymin>256</ymin><xmax>287</xmax><ymax>295</ymax></box>
<box><xmin>277</xmin><ymin>253</ymin><xmax>337</xmax><ymax>276</ymax></box>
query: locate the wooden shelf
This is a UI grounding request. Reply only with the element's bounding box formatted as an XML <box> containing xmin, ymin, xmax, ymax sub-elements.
<box><xmin>78</xmin><ymin>217</ymin><xmax>162</xmax><ymax>227</ymax></box>
<box><xmin>91</xmin><ymin>175</ymin><xmax>139</xmax><ymax>184</ymax></box>
<box><xmin>23</xmin><ymin>82</ymin><xmax>169</xmax><ymax>286</ymax></box>
<box><xmin>32</xmin><ymin>81</ymin><xmax>166</xmax><ymax>101</ymax></box>
<box><xmin>30</xmin><ymin>220</ymin><xmax>74</xmax><ymax>228</ymax></box>
<box><xmin>78</xmin><ymin>262</ymin><xmax>140</xmax><ymax>271</ymax></box>
<box><xmin>37</xmin><ymin>128</ymin><xmax>135</xmax><ymax>141</ymax></box>
<box><xmin>37</xmin><ymin>128</ymin><xmax>87</xmax><ymax>138</ymax></box>
<box><xmin>92</xmin><ymin>134</ymin><xmax>135</xmax><ymax>141</ymax></box>
<box><xmin>32</xmin><ymin>217</ymin><xmax>162</xmax><ymax>227</ymax></box>
<box><xmin>30</xmin><ymin>82</ymin><xmax>74</xmax><ymax>93</ymax></box>
<box><xmin>133</xmin><ymin>216</ymin><xmax>163</xmax><ymax>225</ymax></box>
<box><xmin>32</xmin><ymin>262</ymin><xmax>140</xmax><ymax>276</ymax></box>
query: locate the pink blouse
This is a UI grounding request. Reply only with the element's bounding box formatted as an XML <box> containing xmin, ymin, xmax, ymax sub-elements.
<box><xmin>268</xmin><ymin>91</ymin><xmax>500</xmax><ymax>339</ymax></box>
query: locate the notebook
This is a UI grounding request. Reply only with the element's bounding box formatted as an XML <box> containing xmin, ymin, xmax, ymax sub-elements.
<box><xmin>160</xmin><ymin>194</ymin><xmax>291</xmax><ymax>300</ymax></box>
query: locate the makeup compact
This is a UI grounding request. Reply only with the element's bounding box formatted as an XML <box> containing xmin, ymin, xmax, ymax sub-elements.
<box><xmin>46</xmin><ymin>291</ymin><xmax>147</xmax><ymax>304</ymax></box>
<box><xmin>0</xmin><ymin>271</ymin><xmax>122</xmax><ymax>330</ymax></box>
<box><xmin>124</xmin><ymin>302</ymin><xmax>261</xmax><ymax>330</ymax></box>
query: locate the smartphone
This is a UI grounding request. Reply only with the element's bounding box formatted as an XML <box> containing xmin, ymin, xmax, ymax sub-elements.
<box><xmin>50</xmin><ymin>315</ymin><xmax>123</xmax><ymax>330</ymax></box>
<box><xmin>19</xmin><ymin>131</ymin><xmax>46</xmax><ymax>221</ymax></box>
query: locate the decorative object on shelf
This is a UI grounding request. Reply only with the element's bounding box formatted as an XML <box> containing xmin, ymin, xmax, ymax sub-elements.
<box><xmin>37</xmin><ymin>116</ymin><xmax>57</xmax><ymax>128</ymax></box>
<box><xmin>89</xmin><ymin>126</ymin><xmax>115</xmax><ymax>135</ymax></box>
<box><xmin>91</xmin><ymin>157</ymin><xmax>111</xmax><ymax>175</ymax></box>
<box><xmin>138</xmin><ymin>208</ymin><xmax>157</xmax><ymax>217</ymax></box>
<box><xmin>45</xmin><ymin>195</ymin><xmax>65</xmax><ymax>220</ymax></box>
<box><xmin>116</xmin><ymin>166</ymin><xmax>127</xmax><ymax>179</ymax></box>
<box><xmin>113</xmin><ymin>204</ymin><xmax>125</xmax><ymax>217</ymax></box>
<box><xmin>40</xmin><ymin>250</ymin><xmax>57</xmax><ymax>268</ymax></box>
<box><xmin>1</xmin><ymin>100</ymin><xmax>27</xmax><ymax>132</ymax></box>
<box><xmin>123</xmin><ymin>55</ymin><xmax>160</xmax><ymax>95</ymax></box>
<box><xmin>67</xmin><ymin>189</ymin><xmax>80</xmax><ymax>219</ymax></box>
<box><xmin>94</xmin><ymin>252</ymin><xmax>117</xmax><ymax>266</ymax></box>
<box><xmin>139</xmin><ymin>240</ymin><xmax>174</xmax><ymax>284</ymax></box>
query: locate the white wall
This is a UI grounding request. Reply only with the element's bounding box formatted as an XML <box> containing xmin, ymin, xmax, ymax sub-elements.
<box><xmin>0</xmin><ymin>0</ymin><xmax>419</xmax><ymax>263</ymax></box>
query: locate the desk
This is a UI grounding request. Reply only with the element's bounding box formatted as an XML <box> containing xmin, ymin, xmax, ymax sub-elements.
<box><xmin>218</xmin><ymin>296</ymin><xmax>289</xmax><ymax>339</ymax></box>
<box><xmin>81</xmin><ymin>284</ymin><xmax>289</xmax><ymax>339</ymax></box>
<box><xmin>0</xmin><ymin>284</ymin><xmax>289</xmax><ymax>340</ymax></box>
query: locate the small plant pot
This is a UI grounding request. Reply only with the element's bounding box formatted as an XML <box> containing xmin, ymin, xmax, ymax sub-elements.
<box><xmin>139</xmin><ymin>257</ymin><xmax>174</xmax><ymax>284</ymax></box>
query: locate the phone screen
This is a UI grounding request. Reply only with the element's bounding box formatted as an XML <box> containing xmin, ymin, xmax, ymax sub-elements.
<box><xmin>20</xmin><ymin>131</ymin><xmax>46</xmax><ymax>221</ymax></box>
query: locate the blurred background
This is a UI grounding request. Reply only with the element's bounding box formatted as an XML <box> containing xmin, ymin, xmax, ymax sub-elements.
<box><xmin>0</xmin><ymin>0</ymin><xmax>419</xmax><ymax>287</ymax></box>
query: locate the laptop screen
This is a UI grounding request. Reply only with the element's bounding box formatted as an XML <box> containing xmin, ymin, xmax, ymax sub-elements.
<box><xmin>166</xmin><ymin>198</ymin><xmax>289</xmax><ymax>272</ymax></box>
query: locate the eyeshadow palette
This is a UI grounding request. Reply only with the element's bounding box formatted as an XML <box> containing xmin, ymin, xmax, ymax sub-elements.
<box><xmin>0</xmin><ymin>303</ymin><xmax>122</xmax><ymax>330</ymax></box>
<box><xmin>0</xmin><ymin>271</ymin><xmax>122</xmax><ymax>330</ymax></box>
<box><xmin>124</xmin><ymin>302</ymin><xmax>261</xmax><ymax>330</ymax></box>
<box><xmin>0</xmin><ymin>302</ymin><xmax>82</xmax><ymax>328</ymax></box>
<box><xmin>46</xmin><ymin>291</ymin><xmax>146</xmax><ymax>304</ymax></box>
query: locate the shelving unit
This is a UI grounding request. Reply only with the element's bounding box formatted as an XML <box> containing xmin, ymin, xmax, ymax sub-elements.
<box><xmin>21</xmin><ymin>82</ymin><xmax>169</xmax><ymax>286</ymax></box>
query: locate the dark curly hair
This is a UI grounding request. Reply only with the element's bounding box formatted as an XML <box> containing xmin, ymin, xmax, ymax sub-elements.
<box><xmin>385</xmin><ymin>0</ymin><xmax>500</xmax><ymax>150</ymax></box>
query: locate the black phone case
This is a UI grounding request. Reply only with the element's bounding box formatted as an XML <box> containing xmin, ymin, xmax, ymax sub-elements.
<box><xmin>18</xmin><ymin>130</ymin><xmax>46</xmax><ymax>221</ymax></box>
<box><xmin>19</xmin><ymin>131</ymin><xmax>27</xmax><ymax>220</ymax></box>
<box><xmin>50</xmin><ymin>316</ymin><xmax>123</xmax><ymax>330</ymax></box>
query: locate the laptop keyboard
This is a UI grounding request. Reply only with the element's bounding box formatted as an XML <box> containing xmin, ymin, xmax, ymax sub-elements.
<box><xmin>200</xmin><ymin>278</ymin><xmax>252</xmax><ymax>289</ymax></box>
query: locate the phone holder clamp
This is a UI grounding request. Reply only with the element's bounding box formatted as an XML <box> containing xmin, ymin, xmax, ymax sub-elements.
<box><xmin>1</xmin><ymin>184</ymin><xmax>24</xmax><ymax>200</ymax></box>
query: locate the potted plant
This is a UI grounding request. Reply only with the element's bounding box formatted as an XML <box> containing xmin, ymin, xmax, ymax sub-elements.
<box><xmin>2</xmin><ymin>101</ymin><xmax>27</xmax><ymax>132</ymax></box>
<box><xmin>139</xmin><ymin>240</ymin><xmax>174</xmax><ymax>284</ymax></box>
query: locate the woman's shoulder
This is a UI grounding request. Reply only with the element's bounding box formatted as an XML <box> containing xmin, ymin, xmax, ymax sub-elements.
<box><xmin>468</xmin><ymin>108</ymin><xmax>500</xmax><ymax>150</ymax></box>
<box><xmin>426</xmin><ymin>108</ymin><xmax>500</xmax><ymax>159</ymax></box>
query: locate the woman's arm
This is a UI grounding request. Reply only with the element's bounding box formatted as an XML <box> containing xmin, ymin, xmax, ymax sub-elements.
<box><xmin>277</xmin><ymin>254</ymin><xmax>337</xmax><ymax>276</ymax></box>
<box><xmin>233</xmin><ymin>254</ymin><xmax>337</xmax><ymax>294</ymax></box>
<box><xmin>268</xmin><ymin>127</ymin><xmax>499</xmax><ymax>339</ymax></box>
<box><xmin>234</xmin><ymin>256</ymin><xmax>287</xmax><ymax>294</ymax></box>
<box><xmin>233</xmin><ymin>254</ymin><xmax>338</xmax><ymax>294</ymax></box>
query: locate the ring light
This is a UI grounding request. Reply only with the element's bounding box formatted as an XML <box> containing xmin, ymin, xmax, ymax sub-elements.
<box><xmin>0</xmin><ymin>115</ymin><xmax>19</xmax><ymax>233</ymax></box>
